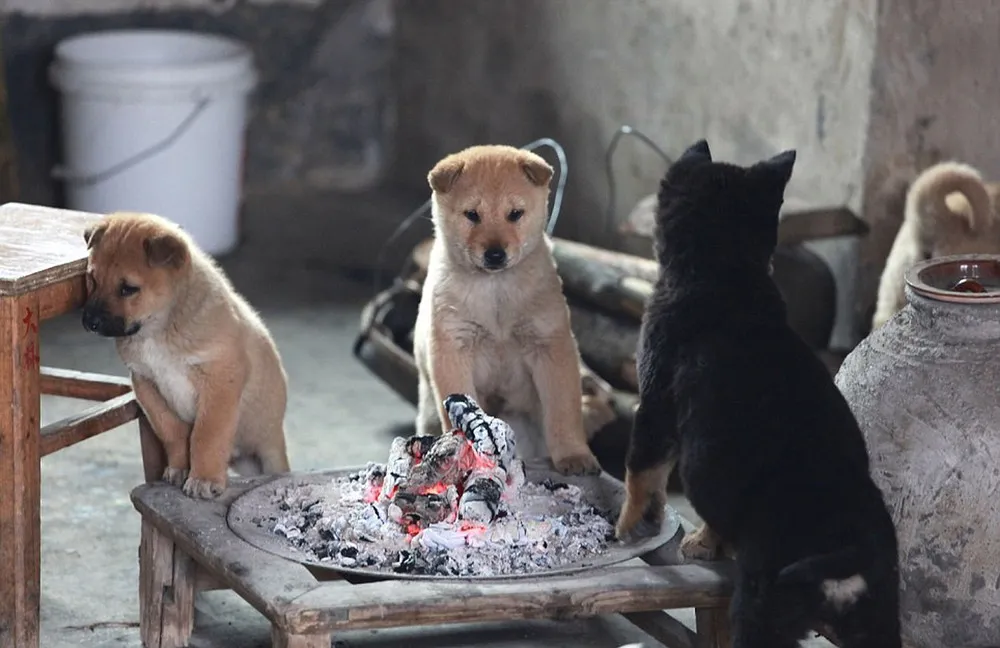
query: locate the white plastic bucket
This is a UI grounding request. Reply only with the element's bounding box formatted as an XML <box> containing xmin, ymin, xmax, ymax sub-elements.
<box><xmin>49</xmin><ymin>29</ymin><xmax>258</xmax><ymax>256</ymax></box>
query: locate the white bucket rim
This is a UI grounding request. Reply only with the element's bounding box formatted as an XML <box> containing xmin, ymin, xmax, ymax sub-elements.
<box><xmin>49</xmin><ymin>28</ymin><xmax>257</xmax><ymax>98</ymax></box>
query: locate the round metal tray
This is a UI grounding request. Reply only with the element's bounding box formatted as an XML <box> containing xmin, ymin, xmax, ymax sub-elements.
<box><xmin>227</xmin><ymin>461</ymin><xmax>681</xmax><ymax>582</ymax></box>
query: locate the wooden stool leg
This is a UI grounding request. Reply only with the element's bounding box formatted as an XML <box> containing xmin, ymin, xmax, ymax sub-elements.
<box><xmin>271</xmin><ymin>627</ymin><xmax>333</xmax><ymax>648</ymax></box>
<box><xmin>138</xmin><ymin>413</ymin><xmax>167</xmax><ymax>484</ymax></box>
<box><xmin>139</xmin><ymin>520</ymin><xmax>195</xmax><ymax>648</ymax></box>
<box><xmin>695</xmin><ymin>606</ymin><xmax>732</xmax><ymax>648</ymax></box>
<box><xmin>0</xmin><ymin>294</ymin><xmax>41</xmax><ymax>648</ymax></box>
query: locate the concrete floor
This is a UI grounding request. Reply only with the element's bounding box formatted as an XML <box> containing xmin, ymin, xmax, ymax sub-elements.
<box><xmin>36</xmin><ymin>214</ymin><xmax>831</xmax><ymax>647</ymax></box>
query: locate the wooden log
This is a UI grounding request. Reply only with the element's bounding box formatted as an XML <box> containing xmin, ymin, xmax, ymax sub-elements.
<box><xmin>618</xmin><ymin>193</ymin><xmax>868</xmax><ymax>247</ymax></box>
<box><xmin>551</xmin><ymin>239</ymin><xmax>654</xmax><ymax>320</ymax></box>
<box><xmin>569</xmin><ymin>303</ymin><xmax>639</xmax><ymax>391</ymax></box>
<box><xmin>552</xmin><ymin>238</ymin><xmax>659</xmax><ymax>284</ymax></box>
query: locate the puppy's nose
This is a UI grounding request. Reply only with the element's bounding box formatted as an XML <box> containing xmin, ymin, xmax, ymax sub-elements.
<box><xmin>483</xmin><ymin>247</ymin><xmax>507</xmax><ymax>269</ymax></box>
<box><xmin>81</xmin><ymin>308</ymin><xmax>102</xmax><ymax>333</ymax></box>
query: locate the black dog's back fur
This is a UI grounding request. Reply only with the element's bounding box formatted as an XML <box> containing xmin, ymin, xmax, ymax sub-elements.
<box><xmin>616</xmin><ymin>141</ymin><xmax>901</xmax><ymax>647</ymax></box>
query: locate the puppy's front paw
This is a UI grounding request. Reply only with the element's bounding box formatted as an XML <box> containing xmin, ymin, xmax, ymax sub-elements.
<box><xmin>182</xmin><ymin>476</ymin><xmax>226</xmax><ymax>500</ymax></box>
<box><xmin>615</xmin><ymin>496</ymin><xmax>665</xmax><ymax>542</ymax></box>
<box><xmin>680</xmin><ymin>524</ymin><xmax>724</xmax><ymax>561</ymax></box>
<box><xmin>616</xmin><ymin>466</ymin><xmax>667</xmax><ymax>541</ymax></box>
<box><xmin>162</xmin><ymin>467</ymin><xmax>188</xmax><ymax>487</ymax></box>
<box><xmin>552</xmin><ymin>450</ymin><xmax>602</xmax><ymax>476</ymax></box>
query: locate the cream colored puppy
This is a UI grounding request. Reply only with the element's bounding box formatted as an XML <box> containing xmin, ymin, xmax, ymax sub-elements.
<box><xmin>413</xmin><ymin>145</ymin><xmax>601</xmax><ymax>475</ymax></box>
<box><xmin>82</xmin><ymin>212</ymin><xmax>291</xmax><ymax>499</ymax></box>
<box><xmin>873</xmin><ymin>161</ymin><xmax>1000</xmax><ymax>330</ymax></box>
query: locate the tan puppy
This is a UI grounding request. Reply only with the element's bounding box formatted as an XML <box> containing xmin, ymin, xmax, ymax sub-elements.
<box><xmin>82</xmin><ymin>212</ymin><xmax>290</xmax><ymax>499</ymax></box>
<box><xmin>873</xmin><ymin>161</ymin><xmax>1000</xmax><ymax>329</ymax></box>
<box><xmin>414</xmin><ymin>145</ymin><xmax>601</xmax><ymax>475</ymax></box>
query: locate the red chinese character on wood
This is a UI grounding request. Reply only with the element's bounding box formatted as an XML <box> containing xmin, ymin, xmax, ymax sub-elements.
<box><xmin>21</xmin><ymin>341</ymin><xmax>39</xmax><ymax>370</ymax></box>
<box><xmin>22</xmin><ymin>307</ymin><xmax>37</xmax><ymax>336</ymax></box>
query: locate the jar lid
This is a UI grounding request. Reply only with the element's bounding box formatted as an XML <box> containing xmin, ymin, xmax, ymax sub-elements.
<box><xmin>905</xmin><ymin>254</ymin><xmax>1000</xmax><ymax>304</ymax></box>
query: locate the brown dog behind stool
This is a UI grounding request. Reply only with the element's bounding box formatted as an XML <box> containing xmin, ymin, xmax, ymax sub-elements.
<box><xmin>82</xmin><ymin>211</ymin><xmax>290</xmax><ymax>499</ymax></box>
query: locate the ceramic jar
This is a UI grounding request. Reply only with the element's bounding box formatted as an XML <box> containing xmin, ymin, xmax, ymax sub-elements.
<box><xmin>836</xmin><ymin>254</ymin><xmax>1000</xmax><ymax>648</ymax></box>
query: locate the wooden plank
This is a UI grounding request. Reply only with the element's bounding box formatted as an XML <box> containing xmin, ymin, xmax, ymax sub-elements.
<box><xmin>39</xmin><ymin>392</ymin><xmax>139</xmax><ymax>456</ymax></box>
<box><xmin>35</xmin><ymin>275</ymin><xmax>86</xmax><ymax>321</ymax></box>
<box><xmin>139</xmin><ymin>414</ymin><xmax>167</xmax><ymax>484</ymax></box>
<box><xmin>40</xmin><ymin>366</ymin><xmax>131</xmax><ymax>400</ymax></box>
<box><xmin>695</xmin><ymin>607</ymin><xmax>731</xmax><ymax>648</ymax></box>
<box><xmin>0</xmin><ymin>293</ymin><xmax>41</xmax><ymax>648</ymax></box>
<box><xmin>131</xmin><ymin>480</ymin><xmax>321</xmax><ymax>625</ymax></box>
<box><xmin>0</xmin><ymin>203</ymin><xmax>102</xmax><ymax>296</ymax></box>
<box><xmin>271</xmin><ymin>627</ymin><xmax>333</xmax><ymax>648</ymax></box>
<box><xmin>283</xmin><ymin>563</ymin><xmax>730</xmax><ymax>634</ymax></box>
<box><xmin>623</xmin><ymin>610</ymin><xmax>696</xmax><ymax>648</ymax></box>
<box><xmin>139</xmin><ymin>519</ymin><xmax>195</xmax><ymax>648</ymax></box>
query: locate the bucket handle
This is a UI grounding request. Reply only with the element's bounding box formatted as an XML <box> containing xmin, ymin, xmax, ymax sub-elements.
<box><xmin>52</xmin><ymin>98</ymin><xmax>209</xmax><ymax>187</ymax></box>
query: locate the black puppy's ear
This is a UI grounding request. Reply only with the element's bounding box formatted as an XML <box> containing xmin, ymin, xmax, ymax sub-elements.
<box><xmin>83</xmin><ymin>222</ymin><xmax>107</xmax><ymax>249</ymax></box>
<box><xmin>758</xmin><ymin>149</ymin><xmax>797</xmax><ymax>187</ymax></box>
<box><xmin>679</xmin><ymin>139</ymin><xmax>712</xmax><ymax>163</ymax></box>
<box><xmin>143</xmin><ymin>233</ymin><xmax>188</xmax><ymax>269</ymax></box>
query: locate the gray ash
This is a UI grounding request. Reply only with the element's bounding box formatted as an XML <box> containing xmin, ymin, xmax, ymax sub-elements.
<box><xmin>262</xmin><ymin>463</ymin><xmax>616</xmax><ymax>578</ymax></box>
<box><xmin>261</xmin><ymin>395</ymin><xmax>615</xmax><ymax>577</ymax></box>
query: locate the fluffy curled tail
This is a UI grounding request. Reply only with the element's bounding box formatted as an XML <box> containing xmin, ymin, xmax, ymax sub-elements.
<box><xmin>906</xmin><ymin>160</ymin><xmax>992</xmax><ymax>235</ymax></box>
<box><xmin>873</xmin><ymin>161</ymin><xmax>994</xmax><ymax>330</ymax></box>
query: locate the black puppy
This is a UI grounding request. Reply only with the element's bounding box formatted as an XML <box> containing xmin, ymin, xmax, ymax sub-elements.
<box><xmin>616</xmin><ymin>140</ymin><xmax>901</xmax><ymax>647</ymax></box>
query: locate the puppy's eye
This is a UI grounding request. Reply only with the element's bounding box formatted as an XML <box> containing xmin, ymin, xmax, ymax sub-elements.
<box><xmin>507</xmin><ymin>209</ymin><xmax>524</xmax><ymax>223</ymax></box>
<box><xmin>464</xmin><ymin>210</ymin><xmax>480</xmax><ymax>223</ymax></box>
<box><xmin>119</xmin><ymin>282</ymin><xmax>140</xmax><ymax>298</ymax></box>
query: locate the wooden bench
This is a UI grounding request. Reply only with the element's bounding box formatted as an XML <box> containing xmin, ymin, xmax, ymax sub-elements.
<box><xmin>0</xmin><ymin>202</ymin><xmax>163</xmax><ymax>648</ymax></box>
<box><xmin>132</xmin><ymin>471</ymin><xmax>736</xmax><ymax>648</ymax></box>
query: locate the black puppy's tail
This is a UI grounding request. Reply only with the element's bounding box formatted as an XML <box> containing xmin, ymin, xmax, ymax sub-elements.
<box><xmin>775</xmin><ymin>546</ymin><xmax>864</xmax><ymax>586</ymax></box>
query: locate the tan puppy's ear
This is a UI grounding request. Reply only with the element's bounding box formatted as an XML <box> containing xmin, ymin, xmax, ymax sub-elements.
<box><xmin>428</xmin><ymin>157</ymin><xmax>465</xmax><ymax>194</ymax></box>
<box><xmin>143</xmin><ymin>234</ymin><xmax>188</xmax><ymax>269</ymax></box>
<box><xmin>83</xmin><ymin>222</ymin><xmax>107</xmax><ymax>249</ymax></box>
<box><xmin>521</xmin><ymin>157</ymin><xmax>554</xmax><ymax>187</ymax></box>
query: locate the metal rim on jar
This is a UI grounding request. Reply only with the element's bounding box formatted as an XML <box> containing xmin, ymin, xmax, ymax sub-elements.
<box><xmin>904</xmin><ymin>254</ymin><xmax>1000</xmax><ymax>304</ymax></box>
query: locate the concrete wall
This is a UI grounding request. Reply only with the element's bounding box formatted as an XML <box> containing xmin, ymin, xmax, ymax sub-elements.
<box><xmin>394</xmin><ymin>0</ymin><xmax>878</xmax><ymax>348</ymax></box>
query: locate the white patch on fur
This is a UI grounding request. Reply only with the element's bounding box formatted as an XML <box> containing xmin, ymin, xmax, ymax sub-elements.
<box><xmin>821</xmin><ymin>574</ymin><xmax>868</xmax><ymax>610</ymax></box>
<box><xmin>126</xmin><ymin>337</ymin><xmax>199</xmax><ymax>423</ymax></box>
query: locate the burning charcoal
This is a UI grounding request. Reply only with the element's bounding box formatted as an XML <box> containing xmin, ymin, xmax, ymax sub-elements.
<box><xmin>404</xmin><ymin>432</ymin><xmax>469</xmax><ymax>492</ymax></box>
<box><xmin>363</xmin><ymin>462</ymin><xmax>386</xmax><ymax>499</ymax></box>
<box><xmin>379</xmin><ymin>436</ymin><xmax>414</xmax><ymax>502</ymax></box>
<box><xmin>391</xmin><ymin>488</ymin><xmax>456</xmax><ymax>527</ymax></box>
<box><xmin>443</xmin><ymin>394</ymin><xmax>518</xmax><ymax>469</ymax></box>
<box><xmin>392</xmin><ymin>549</ymin><xmax>415</xmax><ymax>573</ymax></box>
<box><xmin>414</xmin><ymin>524</ymin><xmax>467</xmax><ymax>551</ymax></box>
<box><xmin>317</xmin><ymin>524</ymin><xmax>336</xmax><ymax>542</ymax></box>
<box><xmin>541</xmin><ymin>478</ymin><xmax>570</xmax><ymax>492</ymax></box>
<box><xmin>459</xmin><ymin>470</ymin><xmax>505</xmax><ymax>523</ymax></box>
<box><xmin>404</xmin><ymin>435</ymin><xmax>439</xmax><ymax>459</ymax></box>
